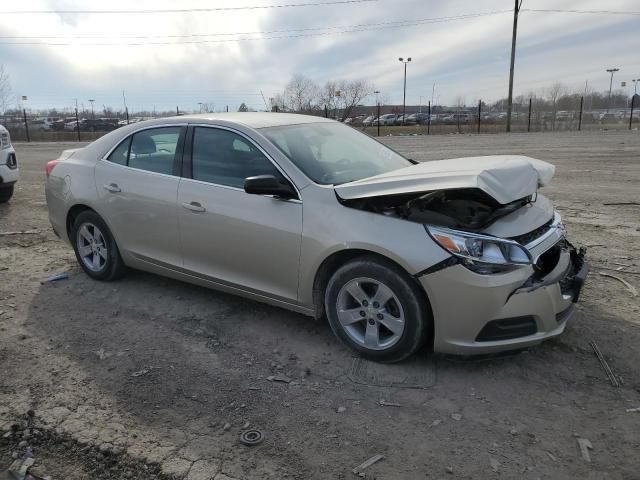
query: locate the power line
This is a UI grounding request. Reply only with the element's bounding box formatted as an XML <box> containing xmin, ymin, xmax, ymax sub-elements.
<box><xmin>0</xmin><ymin>0</ymin><xmax>378</xmax><ymax>15</ymax></box>
<box><xmin>0</xmin><ymin>12</ymin><xmax>510</xmax><ymax>39</ymax></box>
<box><xmin>522</xmin><ymin>8</ymin><xmax>640</xmax><ymax>16</ymax></box>
<box><xmin>0</xmin><ymin>11</ymin><xmax>511</xmax><ymax>45</ymax></box>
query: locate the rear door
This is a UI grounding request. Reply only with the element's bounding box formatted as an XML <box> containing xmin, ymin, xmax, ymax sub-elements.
<box><xmin>94</xmin><ymin>125</ymin><xmax>186</xmax><ymax>267</ymax></box>
<box><xmin>177</xmin><ymin>125</ymin><xmax>302</xmax><ymax>301</ymax></box>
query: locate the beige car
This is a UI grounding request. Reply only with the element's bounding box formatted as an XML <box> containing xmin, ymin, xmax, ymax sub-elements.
<box><xmin>45</xmin><ymin>113</ymin><xmax>588</xmax><ymax>362</ymax></box>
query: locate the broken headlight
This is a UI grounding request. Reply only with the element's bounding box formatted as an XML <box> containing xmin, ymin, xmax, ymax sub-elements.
<box><xmin>426</xmin><ymin>226</ymin><xmax>532</xmax><ymax>274</ymax></box>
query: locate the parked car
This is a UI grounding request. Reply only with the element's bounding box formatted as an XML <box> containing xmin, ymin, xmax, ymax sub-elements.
<box><xmin>395</xmin><ymin>114</ymin><xmax>416</xmax><ymax>125</ymax></box>
<box><xmin>411</xmin><ymin>112</ymin><xmax>431</xmax><ymax>125</ymax></box>
<box><xmin>52</xmin><ymin>117</ymin><xmax>78</xmax><ymax>131</ymax></box>
<box><xmin>0</xmin><ymin>124</ymin><xmax>18</xmax><ymax>202</ymax></box>
<box><xmin>555</xmin><ymin>111</ymin><xmax>574</xmax><ymax>121</ymax></box>
<box><xmin>362</xmin><ymin>116</ymin><xmax>375</xmax><ymax>127</ymax></box>
<box><xmin>81</xmin><ymin>118</ymin><xmax>120</xmax><ymax>132</ymax></box>
<box><xmin>378</xmin><ymin>114</ymin><xmax>398</xmax><ymax>126</ymax></box>
<box><xmin>64</xmin><ymin>120</ymin><xmax>80</xmax><ymax>131</ymax></box>
<box><xmin>45</xmin><ymin>113</ymin><xmax>588</xmax><ymax>362</ymax></box>
<box><xmin>442</xmin><ymin>113</ymin><xmax>471</xmax><ymax>124</ymax></box>
<box><xmin>31</xmin><ymin>118</ymin><xmax>54</xmax><ymax>131</ymax></box>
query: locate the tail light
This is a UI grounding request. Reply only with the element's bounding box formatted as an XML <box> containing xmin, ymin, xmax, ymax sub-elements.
<box><xmin>45</xmin><ymin>160</ymin><xmax>58</xmax><ymax>177</ymax></box>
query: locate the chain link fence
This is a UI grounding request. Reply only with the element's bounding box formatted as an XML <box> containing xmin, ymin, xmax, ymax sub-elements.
<box><xmin>2</xmin><ymin>95</ymin><xmax>638</xmax><ymax>142</ymax></box>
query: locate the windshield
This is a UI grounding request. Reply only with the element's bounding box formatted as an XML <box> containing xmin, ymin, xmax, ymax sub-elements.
<box><xmin>260</xmin><ymin>122</ymin><xmax>412</xmax><ymax>185</ymax></box>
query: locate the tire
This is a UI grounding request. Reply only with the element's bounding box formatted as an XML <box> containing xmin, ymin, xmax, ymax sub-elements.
<box><xmin>71</xmin><ymin>210</ymin><xmax>126</xmax><ymax>281</ymax></box>
<box><xmin>324</xmin><ymin>256</ymin><xmax>431</xmax><ymax>363</ymax></box>
<box><xmin>0</xmin><ymin>185</ymin><xmax>14</xmax><ymax>203</ymax></box>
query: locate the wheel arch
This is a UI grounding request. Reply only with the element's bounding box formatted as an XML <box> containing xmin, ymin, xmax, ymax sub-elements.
<box><xmin>66</xmin><ymin>204</ymin><xmax>96</xmax><ymax>237</ymax></box>
<box><xmin>66</xmin><ymin>204</ymin><xmax>120</xmax><ymax>246</ymax></box>
<box><xmin>312</xmin><ymin>249</ymin><xmax>434</xmax><ymax>346</ymax></box>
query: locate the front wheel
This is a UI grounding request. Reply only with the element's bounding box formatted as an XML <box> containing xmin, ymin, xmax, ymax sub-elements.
<box><xmin>325</xmin><ymin>257</ymin><xmax>431</xmax><ymax>363</ymax></box>
<box><xmin>71</xmin><ymin>210</ymin><xmax>126</xmax><ymax>281</ymax></box>
<box><xmin>0</xmin><ymin>185</ymin><xmax>14</xmax><ymax>203</ymax></box>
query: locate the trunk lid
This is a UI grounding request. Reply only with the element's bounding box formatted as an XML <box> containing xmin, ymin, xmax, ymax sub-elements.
<box><xmin>57</xmin><ymin>148</ymin><xmax>82</xmax><ymax>162</ymax></box>
<box><xmin>334</xmin><ymin>155</ymin><xmax>555</xmax><ymax>205</ymax></box>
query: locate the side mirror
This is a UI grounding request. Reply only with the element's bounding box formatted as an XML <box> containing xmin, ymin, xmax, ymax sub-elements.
<box><xmin>244</xmin><ymin>175</ymin><xmax>297</xmax><ymax>200</ymax></box>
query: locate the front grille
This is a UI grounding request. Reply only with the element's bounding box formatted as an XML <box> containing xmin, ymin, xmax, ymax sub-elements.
<box><xmin>476</xmin><ymin>316</ymin><xmax>537</xmax><ymax>342</ymax></box>
<box><xmin>6</xmin><ymin>153</ymin><xmax>17</xmax><ymax>169</ymax></box>
<box><xmin>509</xmin><ymin>219</ymin><xmax>553</xmax><ymax>246</ymax></box>
<box><xmin>559</xmin><ymin>248</ymin><xmax>584</xmax><ymax>295</ymax></box>
<box><xmin>535</xmin><ymin>241</ymin><xmax>563</xmax><ymax>276</ymax></box>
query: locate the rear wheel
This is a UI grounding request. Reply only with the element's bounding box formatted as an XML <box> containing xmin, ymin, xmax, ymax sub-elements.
<box><xmin>0</xmin><ymin>185</ymin><xmax>14</xmax><ymax>203</ymax></box>
<box><xmin>71</xmin><ymin>210</ymin><xmax>126</xmax><ymax>281</ymax></box>
<box><xmin>325</xmin><ymin>257</ymin><xmax>431</xmax><ymax>363</ymax></box>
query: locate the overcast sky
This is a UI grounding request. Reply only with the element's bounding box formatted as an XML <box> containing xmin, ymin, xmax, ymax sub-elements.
<box><xmin>0</xmin><ymin>0</ymin><xmax>638</xmax><ymax>113</ymax></box>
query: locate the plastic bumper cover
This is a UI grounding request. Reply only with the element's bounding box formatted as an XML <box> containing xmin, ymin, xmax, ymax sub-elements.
<box><xmin>420</xmin><ymin>243</ymin><xmax>588</xmax><ymax>355</ymax></box>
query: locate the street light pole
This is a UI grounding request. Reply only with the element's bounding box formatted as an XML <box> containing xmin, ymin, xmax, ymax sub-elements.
<box><xmin>606</xmin><ymin>68</ymin><xmax>619</xmax><ymax>112</ymax></box>
<box><xmin>88</xmin><ymin>99</ymin><xmax>95</xmax><ymax>118</ymax></box>
<box><xmin>374</xmin><ymin>90</ymin><xmax>380</xmax><ymax>137</ymax></box>
<box><xmin>398</xmin><ymin>57</ymin><xmax>411</xmax><ymax>125</ymax></box>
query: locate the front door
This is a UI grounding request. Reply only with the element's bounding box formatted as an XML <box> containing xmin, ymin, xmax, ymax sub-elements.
<box><xmin>94</xmin><ymin>125</ymin><xmax>185</xmax><ymax>267</ymax></box>
<box><xmin>177</xmin><ymin>126</ymin><xmax>302</xmax><ymax>301</ymax></box>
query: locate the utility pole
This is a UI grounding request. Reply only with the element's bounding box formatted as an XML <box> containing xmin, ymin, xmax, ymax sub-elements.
<box><xmin>506</xmin><ymin>0</ymin><xmax>523</xmax><ymax>133</ymax></box>
<box><xmin>122</xmin><ymin>90</ymin><xmax>128</xmax><ymax>117</ymax></box>
<box><xmin>606</xmin><ymin>68</ymin><xmax>619</xmax><ymax>112</ymax></box>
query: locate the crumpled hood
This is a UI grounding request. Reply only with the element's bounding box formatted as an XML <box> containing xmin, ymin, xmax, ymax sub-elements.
<box><xmin>334</xmin><ymin>155</ymin><xmax>555</xmax><ymax>205</ymax></box>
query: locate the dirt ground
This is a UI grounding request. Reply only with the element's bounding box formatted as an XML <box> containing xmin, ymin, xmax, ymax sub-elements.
<box><xmin>1</xmin><ymin>130</ymin><xmax>639</xmax><ymax>480</ymax></box>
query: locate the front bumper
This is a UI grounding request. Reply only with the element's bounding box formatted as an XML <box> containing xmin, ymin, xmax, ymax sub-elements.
<box><xmin>420</xmin><ymin>240</ymin><xmax>588</xmax><ymax>355</ymax></box>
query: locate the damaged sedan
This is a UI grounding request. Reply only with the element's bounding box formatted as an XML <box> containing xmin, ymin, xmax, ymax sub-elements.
<box><xmin>45</xmin><ymin>113</ymin><xmax>588</xmax><ymax>362</ymax></box>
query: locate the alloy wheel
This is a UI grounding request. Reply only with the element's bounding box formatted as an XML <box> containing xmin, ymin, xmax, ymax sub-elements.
<box><xmin>76</xmin><ymin>222</ymin><xmax>108</xmax><ymax>272</ymax></box>
<box><xmin>336</xmin><ymin>277</ymin><xmax>405</xmax><ymax>350</ymax></box>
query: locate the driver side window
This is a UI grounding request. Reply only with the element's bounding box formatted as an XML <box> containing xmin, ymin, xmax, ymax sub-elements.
<box><xmin>191</xmin><ymin>127</ymin><xmax>281</xmax><ymax>189</ymax></box>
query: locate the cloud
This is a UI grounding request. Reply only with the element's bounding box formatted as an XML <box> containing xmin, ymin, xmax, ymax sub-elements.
<box><xmin>0</xmin><ymin>0</ymin><xmax>638</xmax><ymax>111</ymax></box>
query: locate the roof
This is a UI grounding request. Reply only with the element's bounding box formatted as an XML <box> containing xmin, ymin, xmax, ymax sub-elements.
<box><xmin>161</xmin><ymin>112</ymin><xmax>334</xmax><ymax>129</ymax></box>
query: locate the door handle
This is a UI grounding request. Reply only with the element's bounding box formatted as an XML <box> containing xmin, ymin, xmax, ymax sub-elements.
<box><xmin>182</xmin><ymin>201</ymin><xmax>206</xmax><ymax>213</ymax></box>
<box><xmin>103</xmin><ymin>183</ymin><xmax>121</xmax><ymax>193</ymax></box>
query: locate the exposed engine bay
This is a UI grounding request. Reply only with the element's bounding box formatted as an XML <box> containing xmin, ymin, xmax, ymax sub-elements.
<box><xmin>340</xmin><ymin>188</ymin><xmax>533</xmax><ymax>231</ymax></box>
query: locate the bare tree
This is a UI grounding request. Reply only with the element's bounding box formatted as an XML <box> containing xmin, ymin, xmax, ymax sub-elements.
<box><xmin>547</xmin><ymin>82</ymin><xmax>566</xmax><ymax>129</ymax></box>
<box><xmin>335</xmin><ymin>79</ymin><xmax>374</xmax><ymax>121</ymax></box>
<box><xmin>238</xmin><ymin>102</ymin><xmax>248</xmax><ymax>112</ymax></box>
<box><xmin>283</xmin><ymin>74</ymin><xmax>319</xmax><ymax>112</ymax></box>
<box><xmin>0</xmin><ymin>65</ymin><xmax>12</xmax><ymax>114</ymax></box>
<box><xmin>318</xmin><ymin>80</ymin><xmax>339</xmax><ymax>115</ymax></box>
<box><xmin>271</xmin><ymin>93</ymin><xmax>286</xmax><ymax>111</ymax></box>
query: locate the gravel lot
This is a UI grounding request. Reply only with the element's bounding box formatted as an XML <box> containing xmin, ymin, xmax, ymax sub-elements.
<box><xmin>1</xmin><ymin>130</ymin><xmax>639</xmax><ymax>479</ymax></box>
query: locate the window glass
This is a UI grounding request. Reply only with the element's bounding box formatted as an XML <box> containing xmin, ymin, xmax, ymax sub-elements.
<box><xmin>261</xmin><ymin>122</ymin><xmax>411</xmax><ymax>185</ymax></box>
<box><xmin>107</xmin><ymin>138</ymin><xmax>130</xmax><ymax>165</ymax></box>
<box><xmin>128</xmin><ymin>127</ymin><xmax>181</xmax><ymax>175</ymax></box>
<box><xmin>192</xmin><ymin>127</ymin><xmax>281</xmax><ymax>188</ymax></box>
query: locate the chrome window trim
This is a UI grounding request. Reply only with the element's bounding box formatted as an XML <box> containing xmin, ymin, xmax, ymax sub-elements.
<box><xmin>96</xmin><ymin>157</ymin><xmax>182</xmax><ymax>181</ymax></box>
<box><xmin>188</xmin><ymin>123</ymin><xmax>302</xmax><ymax>201</ymax></box>
<box><xmin>523</xmin><ymin>212</ymin><xmax>564</xmax><ymax>250</ymax></box>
